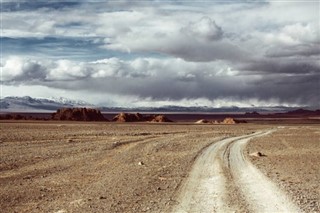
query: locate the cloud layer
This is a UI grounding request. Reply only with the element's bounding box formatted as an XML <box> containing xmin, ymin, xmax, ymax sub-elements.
<box><xmin>1</xmin><ymin>1</ymin><xmax>319</xmax><ymax>107</ymax></box>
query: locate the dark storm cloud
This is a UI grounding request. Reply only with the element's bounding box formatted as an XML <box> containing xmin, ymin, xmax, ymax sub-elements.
<box><xmin>265</xmin><ymin>44</ymin><xmax>320</xmax><ymax>58</ymax></box>
<box><xmin>17</xmin><ymin>61</ymin><xmax>47</xmax><ymax>81</ymax></box>
<box><xmin>239</xmin><ymin>59</ymin><xmax>320</xmax><ymax>75</ymax></box>
<box><xmin>41</xmin><ymin>69</ymin><xmax>318</xmax><ymax>107</ymax></box>
<box><xmin>2</xmin><ymin>57</ymin><xmax>319</xmax><ymax>107</ymax></box>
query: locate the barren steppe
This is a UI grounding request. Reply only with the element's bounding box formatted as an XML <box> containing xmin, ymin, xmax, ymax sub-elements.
<box><xmin>0</xmin><ymin>121</ymin><xmax>319</xmax><ymax>212</ymax></box>
<box><xmin>247</xmin><ymin>125</ymin><xmax>320</xmax><ymax>212</ymax></box>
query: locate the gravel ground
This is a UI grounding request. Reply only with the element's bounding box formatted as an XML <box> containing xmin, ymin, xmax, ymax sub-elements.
<box><xmin>246</xmin><ymin>125</ymin><xmax>320</xmax><ymax>213</ymax></box>
<box><xmin>0</xmin><ymin>121</ymin><xmax>265</xmax><ymax>213</ymax></box>
<box><xmin>2</xmin><ymin>121</ymin><xmax>317</xmax><ymax>213</ymax></box>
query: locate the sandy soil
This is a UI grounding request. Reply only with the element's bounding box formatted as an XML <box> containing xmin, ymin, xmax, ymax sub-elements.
<box><xmin>247</xmin><ymin>125</ymin><xmax>320</xmax><ymax>213</ymax></box>
<box><xmin>1</xmin><ymin>122</ymin><xmax>318</xmax><ymax>213</ymax></box>
<box><xmin>0</xmin><ymin>121</ymin><xmax>264</xmax><ymax>213</ymax></box>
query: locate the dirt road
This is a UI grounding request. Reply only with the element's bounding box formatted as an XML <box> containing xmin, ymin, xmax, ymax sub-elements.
<box><xmin>173</xmin><ymin>130</ymin><xmax>301</xmax><ymax>213</ymax></box>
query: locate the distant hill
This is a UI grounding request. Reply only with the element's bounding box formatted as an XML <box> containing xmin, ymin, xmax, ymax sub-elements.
<box><xmin>274</xmin><ymin>108</ymin><xmax>320</xmax><ymax>117</ymax></box>
<box><xmin>52</xmin><ymin>108</ymin><xmax>107</xmax><ymax>121</ymax></box>
<box><xmin>0</xmin><ymin>96</ymin><xmax>317</xmax><ymax>114</ymax></box>
<box><xmin>0</xmin><ymin>96</ymin><xmax>93</xmax><ymax>112</ymax></box>
<box><xmin>112</xmin><ymin>112</ymin><xmax>172</xmax><ymax>122</ymax></box>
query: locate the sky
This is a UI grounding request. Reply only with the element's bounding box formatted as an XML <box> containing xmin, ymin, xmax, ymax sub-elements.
<box><xmin>1</xmin><ymin>0</ymin><xmax>319</xmax><ymax>108</ymax></box>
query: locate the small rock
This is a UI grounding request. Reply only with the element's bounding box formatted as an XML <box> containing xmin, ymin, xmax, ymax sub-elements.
<box><xmin>99</xmin><ymin>196</ymin><xmax>107</xmax><ymax>199</ymax></box>
<box><xmin>68</xmin><ymin>139</ymin><xmax>74</xmax><ymax>143</ymax></box>
<box><xmin>23</xmin><ymin>175</ymin><xmax>33</xmax><ymax>180</ymax></box>
<box><xmin>158</xmin><ymin>176</ymin><xmax>167</xmax><ymax>181</ymax></box>
<box><xmin>138</xmin><ymin>161</ymin><xmax>144</xmax><ymax>166</ymax></box>
<box><xmin>249</xmin><ymin>151</ymin><xmax>266</xmax><ymax>157</ymax></box>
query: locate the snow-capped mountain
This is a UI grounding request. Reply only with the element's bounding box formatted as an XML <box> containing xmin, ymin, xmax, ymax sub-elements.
<box><xmin>47</xmin><ymin>97</ymin><xmax>91</xmax><ymax>106</ymax></box>
<box><xmin>0</xmin><ymin>96</ymin><xmax>94</xmax><ymax>112</ymax></box>
<box><xmin>0</xmin><ymin>96</ymin><xmax>306</xmax><ymax>113</ymax></box>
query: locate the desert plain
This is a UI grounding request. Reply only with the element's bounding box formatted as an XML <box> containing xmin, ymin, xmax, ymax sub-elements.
<box><xmin>0</xmin><ymin>120</ymin><xmax>319</xmax><ymax>213</ymax></box>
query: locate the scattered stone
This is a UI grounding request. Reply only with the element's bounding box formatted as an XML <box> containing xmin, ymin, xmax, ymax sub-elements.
<box><xmin>249</xmin><ymin>151</ymin><xmax>266</xmax><ymax>157</ymax></box>
<box><xmin>112</xmin><ymin>141</ymin><xmax>119</xmax><ymax>147</ymax></box>
<box><xmin>138</xmin><ymin>161</ymin><xmax>144</xmax><ymax>166</ymax></box>
<box><xmin>55</xmin><ymin>210</ymin><xmax>67</xmax><ymax>213</ymax></box>
<box><xmin>158</xmin><ymin>176</ymin><xmax>167</xmax><ymax>181</ymax></box>
<box><xmin>23</xmin><ymin>175</ymin><xmax>33</xmax><ymax>180</ymax></box>
<box><xmin>67</xmin><ymin>138</ymin><xmax>75</xmax><ymax>143</ymax></box>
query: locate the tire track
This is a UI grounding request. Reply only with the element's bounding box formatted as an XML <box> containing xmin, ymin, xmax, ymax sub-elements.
<box><xmin>229</xmin><ymin>130</ymin><xmax>301</xmax><ymax>213</ymax></box>
<box><xmin>172</xmin><ymin>130</ymin><xmax>301</xmax><ymax>213</ymax></box>
<box><xmin>172</xmin><ymin>133</ymin><xmax>256</xmax><ymax>213</ymax></box>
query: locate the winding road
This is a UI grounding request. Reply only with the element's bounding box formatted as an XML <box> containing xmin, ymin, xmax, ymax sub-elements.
<box><xmin>173</xmin><ymin>130</ymin><xmax>301</xmax><ymax>213</ymax></box>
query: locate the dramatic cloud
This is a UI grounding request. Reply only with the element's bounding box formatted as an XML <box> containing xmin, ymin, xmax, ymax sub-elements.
<box><xmin>1</xmin><ymin>1</ymin><xmax>319</xmax><ymax>108</ymax></box>
<box><xmin>182</xmin><ymin>16</ymin><xmax>223</xmax><ymax>41</ymax></box>
<box><xmin>2</xmin><ymin>56</ymin><xmax>319</xmax><ymax>107</ymax></box>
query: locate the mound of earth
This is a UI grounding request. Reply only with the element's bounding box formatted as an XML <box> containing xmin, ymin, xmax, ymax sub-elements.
<box><xmin>221</xmin><ymin>117</ymin><xmax>247</xmax><ymax>124</ymax></box>
<box><xmin>195</xmin><ymin>119</ymin><xmax>211</xmax><ymax>124</ymax></box>
<box><xmin>112</xmin><ymin>113</ymin><xmax>172</xmax><ymax>122</ymax></box>
<box><xmin>148</xmin><ymin>115</ymin><xmax>173</xmax><ymax>123</ymax></box>
<box><xmin>112</xmin><ymin>113</ymin><xmax>145</xmax><ymax>122</ymax></box>
<box><xmin>221</xmin><ymin>117</ymin><xmax>236</xmax><ymax>124</ymax></box>
<box><xmin>52</xmin><ymin>108</ymin><xmax>107</xmax><ymax>121</ymax></box>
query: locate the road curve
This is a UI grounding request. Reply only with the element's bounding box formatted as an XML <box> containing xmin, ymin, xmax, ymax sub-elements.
<box><xmin>172</xmin><ymin>130</ymin><xmax>301</xmax><ymax>213</ymax></box>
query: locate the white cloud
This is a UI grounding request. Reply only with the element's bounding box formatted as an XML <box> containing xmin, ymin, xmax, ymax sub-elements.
<box><xmin>1</xmin><ymin>56</ymin><xmax>243</xmax><ymax>84</ymax></box>
<box><xmin>2</xmin><ymin>56</ymin><xmax>25</xmax><ymax>81</ymax></box>
<box><xmin>181</xmin><ymin>16</ymin><xmax>223</xmax><ymax>41</ymax></box>
<box><xmin>262</xmin><ymin>23</ymin><xmax>318</xmax><ymax>46</ymax></box>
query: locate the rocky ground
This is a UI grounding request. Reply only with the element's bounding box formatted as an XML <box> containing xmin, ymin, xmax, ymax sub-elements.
<box><xmin>1</xmin><ymin>121</ymin><xmax>318</xmax><ymax>213</ymax></box>
<box><xmin>0</xmin><ymin>121</ymin><xmax>264</xmax><ymax>213</ymax></box>
<box><xmin>246</xmin><ymin>125</ymin><xmax>320</xmax><ymax>213</ymax></box>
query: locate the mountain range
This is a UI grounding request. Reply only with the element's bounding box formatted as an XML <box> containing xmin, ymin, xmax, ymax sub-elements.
<box><xmin>0</xmin><ymin>96</ymin><xmax>309</xmax><ymax>113</ymax></box>
<box><xmin>0</xmin><ymin>96</ymin><xmax>93</xmax><ymax>112</ymax></box>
